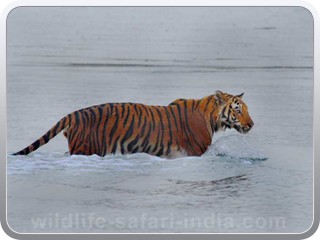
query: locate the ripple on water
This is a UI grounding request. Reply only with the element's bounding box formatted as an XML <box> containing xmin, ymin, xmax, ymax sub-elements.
<box><xmin>7</xmin><ymin>134</ymin><xmax>267</xmax><ymax>177</ymax></box>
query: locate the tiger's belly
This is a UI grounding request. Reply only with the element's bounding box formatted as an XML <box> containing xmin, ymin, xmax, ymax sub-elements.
<box><xmin>115</xmin><ymin>144</ymin><xmax>188</xmax><ymax>158</ymax></box>
<box><xmin>68</xmin><ymin>136</ymin><xmax>188</xmax><ymax>158</ymax></box>
<box><xmin>66</xmin><ymin>125</ymin><xmax>209</xmax><ymax>157</ymax></box>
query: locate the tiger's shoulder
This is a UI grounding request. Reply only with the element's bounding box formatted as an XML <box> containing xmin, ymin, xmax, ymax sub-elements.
<box><xmin>169</xmin><ymin>98</ymin><xmax>193</xmax><ymax>105</ymax></box>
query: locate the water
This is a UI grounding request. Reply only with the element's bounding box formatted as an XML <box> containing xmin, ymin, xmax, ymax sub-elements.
<box><xmin>6</xmin><ymin>7</ymin><xmax>313</xmax><ymax>233</ymax></box>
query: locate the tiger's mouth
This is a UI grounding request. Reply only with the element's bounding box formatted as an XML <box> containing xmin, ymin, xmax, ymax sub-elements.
<box><xmin>235</xmin><ymin>125</ymin><xmax>252</xmax><ymax>134</ymax></box>
<box><xmin>222</xmin><ymin>123</ymin><xmax>253</xmax><ymax>134</ymax></box>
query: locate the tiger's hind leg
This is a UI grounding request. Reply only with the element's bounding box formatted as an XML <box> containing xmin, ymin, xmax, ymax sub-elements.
<box><xmin>63</xmin><ymin>131</ymin><xmax>68</xmax><ymax>139</ymax></box>
<box><xmin>63</xmin><ymin>127</ymin><xmax>71</xmax><ymax>156</ymax></box>
<box><xmin>63</xmin><ymin>126</ymin><xmax>80</xmax><ymax>156</ymax></box>
<box><xmin>65</xmin><ymin>126</ymin><xmax>97</xmax><ymax>156</ymax></box>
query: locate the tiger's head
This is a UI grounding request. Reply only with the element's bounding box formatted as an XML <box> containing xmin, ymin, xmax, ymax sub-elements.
<box><xmin>215</xmin><ymin>90</ymin><xmax>254</xmax><ymax>134</ymax></box>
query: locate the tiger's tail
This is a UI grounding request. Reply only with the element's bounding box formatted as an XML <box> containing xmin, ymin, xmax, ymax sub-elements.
<box><xmin>12</xmin><ymin>116</ymin><xmax>70</xmax><ymax>155</ymax></box>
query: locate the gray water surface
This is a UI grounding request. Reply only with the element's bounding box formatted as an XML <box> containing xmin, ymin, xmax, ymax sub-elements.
<box><xmin>6</xmin><ymin>7</ymin><xmax>313</xmax><ymax>233</ymax></box>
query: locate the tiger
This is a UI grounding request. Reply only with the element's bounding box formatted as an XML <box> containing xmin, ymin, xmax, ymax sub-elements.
<box><xmin>13</xmin><ymin>90</ymin><xmax>254</xmax><ymax>158</ymax></box>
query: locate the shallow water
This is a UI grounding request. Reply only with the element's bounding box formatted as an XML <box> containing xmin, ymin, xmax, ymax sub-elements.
<box><xmin>6</xmin><ymin>139</ymin><xmax>312</xmax><ymax>233</ymax></box>
<box><xmin>6</xmin><ymin>7</ymin><xmax>313</xmax><ymax>233</ymax></box>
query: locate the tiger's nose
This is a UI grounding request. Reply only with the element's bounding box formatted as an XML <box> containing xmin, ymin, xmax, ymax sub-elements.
<box><xmin>248</xmin><ymin>122</ymin><xmax>254</xmax><ymax>129</ymax></box>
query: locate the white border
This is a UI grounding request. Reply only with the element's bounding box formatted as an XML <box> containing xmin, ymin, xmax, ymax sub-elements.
<box><xmin>1</xmin><ymin>0</ymin><xmax>319</xmax><ymax>239</ymax></box>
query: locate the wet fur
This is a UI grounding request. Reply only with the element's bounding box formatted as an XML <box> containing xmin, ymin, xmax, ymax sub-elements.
<box><xmin>13</xmin><ymin>91</ymin><xmax>253</xmax><ymax>158</ymax></box>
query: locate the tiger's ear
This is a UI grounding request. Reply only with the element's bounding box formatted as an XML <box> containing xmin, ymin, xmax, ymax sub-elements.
<box><xmin>215</xmin><ymin>90</ymin><xmax>226</xmax><ymax>104</ymax></box>
<box><xmin>236</xmin><ymin>93</ymin><xmax>244</xmax><ymax>98</ymax></box>
<box><xmin>215</xmin><ymin>90</ymin><xmax>223</xmax><ymax>96</ymax></box>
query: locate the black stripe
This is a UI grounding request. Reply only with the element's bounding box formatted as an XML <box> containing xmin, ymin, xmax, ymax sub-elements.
<box><xmin>123</xmin><ymin>105</ymin><xmax>131</xmax><ymax>127</ymax></box>
<box><xmin>154</xmin><ymin>107</ymin><xmax>165</xmax><ymax>152</ymax></box>
<box><xmin>140</xmin><ymin>116</ymin><xmax>147</xmax><ymax>137</ymax></box>
<box><xmin>152</xmin><ymin>129</ymin><xmax>160</xmax><ymax>153</ymax></box>
<box><xmin>72</xmin><ymin>112</ymin><xmax>88</xmax><ymax>153</ymax></box>
<box><xmin>88</xmin><ymin>108</ymin><xmax>98</xmax><ymax>153</ymax></box>
<box><xmin>221</xmin><ymin>106</ymin><xmax>226</xmax><ymax>119</ymax></box>
<box><xmin>89</xmin><ymin>108</ymin><xmax>96</xmax><ymax>124</ymax></box>
<box><xmin>83</xmin><ymin>111</ymin><xmax>90</xmax><ymax>129</ymax></box>
<box><xmin>127</xmin><ymin>133</ymin><xmax>140</xmax><ymax>152</ymax></box>
<box><xmin>79</xmin><ymin>110</ymin><xmax>87</xmax><ymax>140</ymax></box>
<box><xmin>195</xmin><ymin>100</ymin><xmax>200</xmax><ymax>109</ymax></box>
<box><xmin>69</xmin><ymin>112</ymin><xmax>80</xmax><ymax>151</ymax></box>
<box><xmin>156</xmin><ymin>146</ymin><xmax>164</xmax><ymax>157</ymax></box>
<box><xmin>70</xmin><ymin>111</ymin><xmax>80</xmax><ymax>140</ymax></box>
<box><xmin>133</xmin><ymin>104</ymin><xmax>139</xmax><ymax>115</ymax></box>
<box><xmin>149</xmin><ymin>108</ymin><xmax>156</xmax><ymax>131</ymax></box>
<box><xmin>209</xmin><ymin>109</ymin><xmax>216</xmax><ymax>134</ymax></box>
<box><xmin>176</xmin><ymin>104</ymin><xmax>184</xmax><ymax>131</ymax></box>
<box><xmin>101</xmin><ymin>106</ymin><xmax>113</xmax><ymax>156</ymax></box>
<box><xmin>52</xmin><ymin>121</ymin><xmax>61</xmax><ymax>136</ymax></box>
<box><xmin>120</xmin><ymin>115</ymin><xmax>135</xmax><ymax>154</ymax></box>
<box><xmin>66</xmin><ymin>114</ymin><xmax>72</xmax><ymax>125</ymax></box>
<box><xmin>141</xmin><ymin>122</ymin><xmax>152</xmax><ymax>149</ymax></box>
<box><xmin>121</xmin><ymin>103</ymin><xmax>126</xmax><ymax>118</ymax></box>
<box><xmin>164</xmin><ymin>107</ymin><xmax>173</xmax><ymax>155</ymax></box>
<box><xmin>109</xmin><ymin>103</ymin><xmax>114</xmax><ymax>116</ymax></box>
<box><xmin>137</xmin><ymin>105</ymin><xmax>143</xmax><ymax>128</ymax></box>
<box><xmin>72</xmin><ymin>110</ymin><xmax>88</xmax><ymax>153</ymax></box>
<box><xmin>204</xmin><ymin>96</ymin><xmax>213</xmax><ymax>113</ymax></box>
<box><xmin>43</xmin><ymin>131</ymin><xmax>51</xmax><ymax>143</ymax></box>
<box><xmin>227</xmin><ymin>107</ymin><xmax>231</xmax><ymax>116</ymax></box>
<box><xmin>140</xmin><ymin>104</ymin><xmax>150</xmax><ymax>118</ymax></box>
<box><xmin>32</xmin><ymin>140</ymin><xmax>40</xmax><ymax>150</ymax></box>
<box><xmin>145</xmin><ymin>145</ymin><xmax>151</xmax><ymax>153</ymax></box>
<box><xmin>60</xmin><ymin>117</ymin><xmax>66</xmax><ymax>130</ymax></box>
<box><xmin>95</xmin><ymin>107</ymin><xmax>104</xmax><ymax>154</ymax></box>
<box><xmin>192</xmin><ymin>100</ymin><xmax>195</xmax><ymax>111</ymax></box>
<box><xmin>108</xmin><ymin>107</ymin><xmax>119</xmax><ymax>145</ymax></box>
<box><xmin>84</xmin><ymin>111</ymin><xmax>92</xmax><ymax>153</ymax></box>
<box><xmin>152</xmin><ymin>119</ymin><xmax>161</xmax><ymax>153</ymax></box>
<box><xmin>111</xmin><ymin>135</ymin><xmax>120</xmax><ymax>154</ymax></box>
<box><xmin>169</xmin><ymin>106</ymin><xmax>179</xmax><ymax>131</ymax></box>
<box><xmin>132</xmin><ymin>146</ymin><xmax>139</xmax><ymax>154</ymax></box>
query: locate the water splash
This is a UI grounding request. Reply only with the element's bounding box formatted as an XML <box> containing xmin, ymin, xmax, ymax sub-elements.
<box><xmin>7</xmin><ymin>135</ymin><xmax>267</xmax><ymax>176</ymax></box>
<box><xmin>211</xmin><ymin>134</ymin><xmax>268</xmax><ymax>161</ymax></box>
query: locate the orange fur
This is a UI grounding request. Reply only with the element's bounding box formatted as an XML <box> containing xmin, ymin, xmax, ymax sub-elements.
<box><xmin>13</xmin><ymin>91</ymin><xmax>253</xmax><ymax>158</ymax></box>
